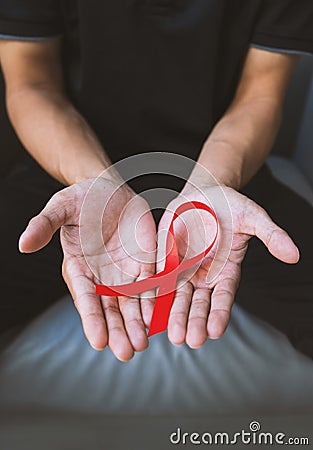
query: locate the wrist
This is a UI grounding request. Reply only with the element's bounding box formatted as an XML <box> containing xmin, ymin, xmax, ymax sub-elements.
<box><xmin>187</xmin><ymin>172</ymin><xmax>240</xmax><ymax>191</ymax></box>
<box><xmin>190</xmin><ymin>142</ymin><xmax>244</xmax><ymax>191</ymax></box>
<box><xmin>188</xmin><ymin>161</ymin><xmax>242</xmax><ymax>191</ymax></box>
<box><xmin>64</xmin><ymin>160</ymin><xmax>108</xmax><ymax>185</ymax></box>
<box><xmin>60</xmin><ymin>153</ymin><xmax>125</xmax><ymax>187</ymax></box>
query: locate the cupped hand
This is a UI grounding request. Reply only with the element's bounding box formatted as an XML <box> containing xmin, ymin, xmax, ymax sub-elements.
<box><xmin>158</xmin><ymin>181</ymin><xmax>300</xmax><ymax>349</ymax></box>
<box><xmin>19</xmin><ymin>177</ymin><xmax>156</xmax><ymax>361</ymax></box>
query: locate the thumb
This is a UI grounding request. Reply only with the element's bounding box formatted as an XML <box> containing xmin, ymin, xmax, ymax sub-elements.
<box><xmin>245</xmin><ymin>200</ymin><xmax>300</xmax><ymax>264</ymax></box>
<box><xmin>19</xmin><ymin>190</ymin><xmax>70</xmax><ymax>253</ymax></box>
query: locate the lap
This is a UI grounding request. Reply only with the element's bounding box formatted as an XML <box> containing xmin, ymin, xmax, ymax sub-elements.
<box><xmin>0</xmin><ymin>158</ymin><xmax>67</xmax><ymax>332</ymax></box>
<box><xmin>238</xmin><ymin>164</ymin><xmax>313</xmax><ymax>357</ymax></box>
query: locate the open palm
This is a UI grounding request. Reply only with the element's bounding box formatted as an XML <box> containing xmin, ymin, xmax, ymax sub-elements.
<box><xmin>158</xmin><ymin>182</ymin><xmax>299</xmax><ymax>349</ymax></box>
<box><xmin>19</xmin><ymin>177</ymin><xmax>156</xmax><ymax>361</ymax></box>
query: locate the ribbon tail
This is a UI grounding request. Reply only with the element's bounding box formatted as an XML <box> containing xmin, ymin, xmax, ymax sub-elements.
<box><xmin>148</xmin><ymin>286</ymin><xmax>176</xmax><ymax>336</ymax></box>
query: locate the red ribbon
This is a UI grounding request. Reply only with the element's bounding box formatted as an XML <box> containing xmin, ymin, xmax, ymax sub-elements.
<box><xmin>95</xmin><ymin>201</ymin><xmax>218</xmax><ymax>336</ymax></box>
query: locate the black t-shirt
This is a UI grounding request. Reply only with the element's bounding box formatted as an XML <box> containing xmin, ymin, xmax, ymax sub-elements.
<box><xmin>0</xmin><ymin>0</ymin><xmax>313</xmax><ymax>165</ymax></box>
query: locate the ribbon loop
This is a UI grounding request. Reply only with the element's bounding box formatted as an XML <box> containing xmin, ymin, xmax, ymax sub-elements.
<box><xmin>96</xmin><ymin>201</ymin><xmax>218</xmax><ymax>336</ymax></box>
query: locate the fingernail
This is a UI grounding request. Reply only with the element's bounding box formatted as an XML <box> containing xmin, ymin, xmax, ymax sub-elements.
<box><xmin>207</xmin><ymin>322</ymin><xmax>222</xmax><ymax>339</ymax></box>
<box><xmin>170</xmin><ymin>323</ymin><xmax>185</xmax><ymax>345</ymax></box>
<box><xmin>18</xmin><ymin>234</ymin><xmax>26</xmax><ymax>253</ymax></box>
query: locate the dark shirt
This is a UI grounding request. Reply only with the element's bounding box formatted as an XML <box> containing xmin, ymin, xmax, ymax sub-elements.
<box><xmin>0</xmin><ymin>0</ymin><xmax>313</xmax><ymax>165</ymax></box>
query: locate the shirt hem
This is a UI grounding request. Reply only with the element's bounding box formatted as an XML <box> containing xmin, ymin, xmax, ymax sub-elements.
<box><xmin>250</xmin><ymin>43</ymin><xmax>313</xmax><ymax>57</ymax></box>
<box><xmin>0</xmin><ymin>17</ymin><xmax>63</xmax><ymax>38</ymax></box>
<box><xmin>251</xmin><ymin>31</ymin><xmax>313</xmax><ymax>55</ymax></box>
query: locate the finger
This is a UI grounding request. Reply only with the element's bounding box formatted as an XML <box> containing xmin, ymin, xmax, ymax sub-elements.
<box><xmin>63</xmin><ymin>266</ymin><xmax>108</xmax><ymax>351</ymax></box>
<box><xmin>186</xmin><ymin>288</ymin><xmax>211</xmax><ymax>349</ymax></box>
<box><xmin>138</xmin><ymin>272</ymin><xmax>156</xmax><ymax>329</ymax></box>
<box><xmin>167</xmin><ymin>280</ymin><xmax>193</xmax><ymax>346</ymax></box>
<box><xmin>19</xmin><ymin>190</ymin><xmax>73</xmax><ymax>253</ymax></box>
<box><xmin>207</xmin><ymin>276</ymin><xmax>237</xmax><ymax>339</ymax></box>
<box><xmin>132</xmin><ymin>272</ymin><xmax>156</xmax><ymax>330</ymax></box>
<box><xmin>118</xmin><ymin>295</ymin><xmax>148</xmax><ymax>352</ymax></box>
<box><xmin>244</xmin><ymin>201</ymin><xmax>300</xmax><ymax>264</ymax></box>
<box><xmin>140</xmin><ymin>290</ymin><xmax>156</xmax><ymax>329</ymax></box>
<box><xmin>101</xmin><ymin>296</ymin><xmax>134</xmax><ymax>362</ymax></box>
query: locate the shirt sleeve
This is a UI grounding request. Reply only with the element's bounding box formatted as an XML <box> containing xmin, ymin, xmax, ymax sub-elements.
<box><xmin>251</xmin><ymin>0</ymin><xmax>313</xmax><ymax>55</ymax></box>
<box><xmin>0</xmin><ymin>0</ymin><xmax>63</xmax><ymax>40</ymax></box>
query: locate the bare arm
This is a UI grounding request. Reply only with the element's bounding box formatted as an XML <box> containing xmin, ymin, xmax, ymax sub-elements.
<box><xmin>0</xmin><ymin>38</ymin><xmax>156</xmax><ymax>360</ymax></box>
<box><xmin>191</xmin><ymin>47</ymin><xmax>299</xmax><ymax>189</ymax></box>
<box><xmin>0</xmin><ymin>38</ymin><xmax>113</xmax><ymax>185</ymax></box>
<box><xmin>160</xmin><ymin>47</ymin><xmax>300</xmax><ymax>348</ymax></box>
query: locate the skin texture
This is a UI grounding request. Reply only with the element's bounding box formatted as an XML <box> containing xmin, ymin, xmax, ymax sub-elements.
<box><xmin>158</xmin><ymin>182</ymin><xmax>299</xmax><ymax>349</ymax></box>
<box><xmin>19</xmin><ymin>178</ymin><xmax>156</xmax><ymax>361</ymax></box>
<box><xmin>0</xmin><ymin>38</ymin><xmax>300</xmax><ymax>360</ymax></box>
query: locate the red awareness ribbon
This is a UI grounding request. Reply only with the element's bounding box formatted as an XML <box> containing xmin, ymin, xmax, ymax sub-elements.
<box><xmin>95</xmin><ymin>201</ymin><xmax>218</xmax><ymax>336</ymax></box>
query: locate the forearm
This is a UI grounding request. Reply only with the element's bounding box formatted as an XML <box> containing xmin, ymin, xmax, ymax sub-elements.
<box><xmin>193</xmin><ymin>96</ymin><xmax>282</xmax><ymax>190</ymax></box>
<box><xmin>189</xmin><ymin>48</ymin><xmax>298</xmax><ymax>190</ymax></box>
<box><xmin>6</xmin><ymin>85</ymin><xmax>114</xmax><ymax>185</ymax></box>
